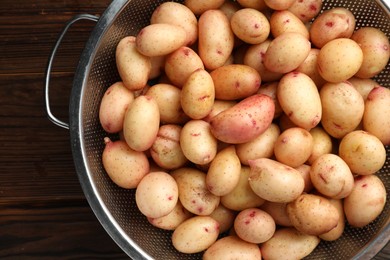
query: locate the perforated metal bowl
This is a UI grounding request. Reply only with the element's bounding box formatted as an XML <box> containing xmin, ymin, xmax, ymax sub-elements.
<box><xmin>61</xmin><ymin>0</ymin><xmax>390</xmax><ymax>259</ymax></box>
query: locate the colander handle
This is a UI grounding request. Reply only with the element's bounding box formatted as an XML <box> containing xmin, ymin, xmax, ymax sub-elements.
<box><xmin>45</xmin><ymin>14</ymin><xmax>99</xmax><ymax>130</ymax></box>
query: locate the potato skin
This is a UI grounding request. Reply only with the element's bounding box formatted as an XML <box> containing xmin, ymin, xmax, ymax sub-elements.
<box><xmin>210</xmin><ymin>94</ymin><xmax>275</xmax><ymax>144</ymax></box>
<box><xmin>307</xmin><ymin>127</ymin><xmax>333</xmax><ymax>165</ymax></box>
<box><xmin>288</xmin><ymin>0</ymin><xmax>322</xmax><ymax>23</ymax></box>
<box><xmin>270</xmin><ymin>10</ymin><xmax>309</xmax><ymax>39</ymax></box>
<box><xmin>319</xmin><ymin>199</ymin><xmax>345</xmax><ymax>241</ymax></box>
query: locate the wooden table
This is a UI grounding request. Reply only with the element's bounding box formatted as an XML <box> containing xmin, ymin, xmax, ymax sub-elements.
<box><xmin>0</xmin><ymin>0</ymin><xmax>388</xmax><ymax>259</ymax></box>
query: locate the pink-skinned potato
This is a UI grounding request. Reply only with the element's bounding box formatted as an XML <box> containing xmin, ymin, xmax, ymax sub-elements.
<box><xmin>210</xmin><ymin>94</ymin><xmax>275</xmax><ymax>144</ymax></box>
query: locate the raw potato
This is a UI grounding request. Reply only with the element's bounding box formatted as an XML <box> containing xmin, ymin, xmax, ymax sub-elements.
<box><xmin>123</xmin><ymin>95</ymin><xmax>160</xmax><ymax>152</ymax></box>
<box><xmin>136</xmin><ymin>23</ymin><xmax>187</xmax><ymax>57</ymax></box>
<box><xmin>184</xmin><ymin>0</ymin><xmax>225</xmax><ymax>15</ymax></box>
<box><xmin>198</xmin><ymin>10</ymin><xmax>234</xmax><ymax>70</ymax></box>
<box><xmin>317</xmin><ymin>38</ymin><xmax>363</xmax><ymax>83</ymax></box>
<box><xmin>288</xmin><ymin>0</ymin><xmax>322</xmax><ymax>23</ymax></box>
<box><xmin>260</xmin><ymin>227</ymin><xmax>320</xmax><ymax>260</ymax></box>
<box><xmin>208</xmin><ymin>204</ymin><xmax>236</xmax><ymax>234</ymax></box>
<box><xmin>363</xmin><ymin>86</ymin><xmax>390</xmax><ymax>145</ymax></box>
<box><xmin>310</xmin><ymin>153</ymin><xmax>354</xmax><ymax>199</ymax></box>
<box><xmin>116</xmin><ymin>36</ymin><xmax>151</xmax><ymax>90</ymax></box>
<box><xmin>210</xmin><ymin>94</ymin><xmax>275</xmax><ymax>144</ymax></box>
<box><xmin>202</xmin><ymin>100</ymin><xmax>236</xmax><ymax>123</ymax></box>
<box><xmin>264</xmin><ymin>0</ymin><xmax>296</xmax><ymax>10</ymax></box>
<box><xmin>206</xmin><ymin>146</ymin><xmax>241</xmax><ymax>196</ymax></box>
<box><xmin>261</xmin><ymin>201</ymin><xmax>292</xmax><ymax>227</ymax></box>
<box><xmin>234</xmin><ymin>208</ymin><xmax>276</xmax><ymax>244</ymax></box>
<box><xmin>221</xmin><ymin>166</ymin><xmax>265</xmax><ymax>211</ymax></box>
<box><xmin>151</xmin><ymin>2</ymin><xmax>198</xmax><ymax>46</ymax></box>
<box><xmin>287</xmin><ymin>194</ymin><xmax>340</xmax><ymax>236</ymax></box>
<box><xmin>344</xmin><ymin>175</ymin><xmax>387</xmax><ymax>228</ymax></box>
<box><xmin>172</xmin><ymin>216</ymin><xmax>220</xmax><ymax>254</ymax></box>
<box><xmin>99</xmin><ymin>82</ymin><xmax>134</xmax><ymax>133</ymax></box>
<box><xmin>203</xmin><ymin>235</ymin><xmax>262</xmax><ymax>260</ymax></box>
<box><xmin>339</xmin><ymin>130</ymin><xmax>386</xmax><ymax>175</ymax></box>
<box><xmin>269</xmin><ymin>10</ymin><xmax>309</xmax><ymax>39</ymax></box>
<box><xmin>319</xmin><ymin>199</ymin><xmax>345</xmax><ymax>241</ymax></box>
<box><xmin>135</xmin><ymin>171</ymin><xmax>178</xmax><ymax>218</ymax></box>
<box><xmin>181</xmin><ymin>69</ymin><xmax>215</xmax><ymax>119</ymax></box>
<box><xmin>264</xmin><ymin>32</ymin><xmax>311</xmax><ymax>74</ymax></box>
<box><xmin>295</xmin><ymin>164</ymin><xmax>314</xmax><ymax>193</ymax></box>
<box><xmin>349</xmin><ymin>77</ymin><xmax>379</xmax><ymax>101</ymax></box>
<box><xmin>351</xmin><ymin>27</ymin><xmax>390</xmax><ymax>78</ymax></box>
<box><xmin>248</xmin><ymin>158</ymin><xmax>305</xmax><ymax>203</ymax></box>
<box><xmin>219</xmin><ymin>0</ymin><xmax>241</xmax><ymax>20</ymax></box>
<box><xmin>230</xmin><ymin>8</ymin><xmax>270</xmax><ymax>44</ymax></box>
<box><xmin>295</xmin><ymin>48</ymin><xmax>327</xmax><ymax>89</ymax></box>
<box><xmin>102</xmin><ymin>138</ymin><xmax>149</xmax><ymax>189</ymax></box>
<box><xmin>274</xmin><ymin>127</ymin><xmax>314</xmax><ymax>168</ymax></box>
<box><xmin>237</xmin><ymin>0</ymin><xmax>267</xmax><ymax>11</ymax></box>
<box><xmin>210</xmin><ymin>64</ymin><xmax>261</xmax><ymax>100</ymax></box>
<box><xmin>256</xmin><ymin>82</ymin><xmax>283</xmax><ymax>118</ymax></box>
<box><xmin>320</xmin><ymin>81</ymin><xmax>365</xmax><ymax>138</ymax></box>
<box><xmin>180</xmin><ymin>120</ymin><xmax>218</xmax><ymax>165</ymax></box>
<box><xmin>307</xmin><ymin>127</ymin><xmax>333</xmax><ymax>165</ymax></box>
<box><xmin>277</xmin><ymin>72</ymin><xmax>322</xmax><ymax>130</ymax></box>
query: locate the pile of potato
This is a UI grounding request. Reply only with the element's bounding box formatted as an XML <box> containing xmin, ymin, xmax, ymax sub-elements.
<box><xmin>99</xmin><ymin>0</ymin><xmax>390</xmax><ymax>259</ymax></box>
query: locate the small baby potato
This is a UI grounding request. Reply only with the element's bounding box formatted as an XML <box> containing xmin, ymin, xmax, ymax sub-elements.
<box><xmin>172</xmin><ymin>167</ymin><xmax>220</xmax><ymax>216</ymax></box>
<box><xmin>344</xmin><ymin>175</ymin><xmax>387</xmax><ymax>228</ymax></box>
<box><xmin>204</xmin><ymin>235</ymin><xmax>262</xmax><ymax>260</ymax></box>
<box><xmin>288</xmin><ymin>0</ymin><xmax>322</xmax><ymax>23</ymax></box>
<box><xmin>172</xmin><ymin>216</ymin><xmax>220</xmax><ymax>254</ymax></box>
<box><xmin>264</xmin><ymin>32</ymin><xmax>311</xmax><ymax>74</ymax></box>
<box><xmin>319</xmin><ymin>199</ymin><xmax>345</xmax><ymax>241</ymax></box>
<box><xmin>307</xmin><ymin>127</ymin><xmax>333</xmax><ymax>165</ymax></box>
<box><xmin>274</xmin><ymin>127</ymin><xmax>314</xmax><ymax>168</ymax></box>
<box><xmin>116</xmin><ymin>36</ymin><xmax>151</xmax><ymax>91</ymax></box>
<box><xmin>339</xmin><ymin>130</ymin><xmax>386</xmax><ymax>175</ymax></box>
<box><xmin>243</xmin><ymin>40</ymin><xmax>284</xmax><ymax>83</ymax></box>
<box><xmin>208</xmin><ymin>204</ymin><xmax>236</xmax><ymax>234</ymax></box>
<box><xmin>198</xmin><ymin>10</ymin><xmax>234</xmax><ymax>70</ymax></box>
<box><xmin>150</xmin><ymin>124</ymin><xmax>188</xmax><ymax>170</ymax></box>
<box><xmin>295</xmin><ymin>164</ymin><xmax>314</xmax><ymax>193</ymax></box>
<box><xmin>317</xmin><ymin>38</ymin><xmax>363</xmax><ymax>83</ymax></box>
<box><xmin>180</xmin><ymin>120</ymin><xmax>218</xmax><ymax>165</ymax></box>
<box><xmin>147</xmin><ymin>200</ymin><xmax>193</xmax><ymax>231</ymax></box>
<box><xmin>135</xmin><ymin>171</ymin><xmax>178</xmax><ymax>218</ymax></box>
<box><xmin>102</xmin><ymin>138</ymin><xmax>149</xmax><ymax>189</ymax></box>
<box><xmin>184</xmin><ymin>0</ymin><xmax>225</xmax><ymax>15</ymax></box>
<box><xmin>320</xmin><ymin>81</ymin><xmax>365</xmax><ymax>138</ymax></box>
<box><xmin>257</xmin><ymin>82</ymin><xmax>283</xmax><ymax>118</ymax></box>
<box><xmin>270</xmin><ymin>10</ymin><xmax>309</xmax><ymax>39</ymax></box>
<box><xmin>261</xmin><ymin>201</ymin><xmax>292</xmax><ymax>227</ymax></box>
<box><xmin>181</xmin><ymin>69</ymin><xmax>215</xmax><ymax>119</ymax></box>
<box><xmin>221</xmin><ymin>166</ymin><xmax>265</xmax><ymax>211</ymax></box>
<box><xmin>248</xmin><ymin>158</ymin><xmax>305</xmax><ymax>203</ymax></box>
<box><xmin>260</xmin><ymin>227</ymin><xmax>320</xmax><ymax>260</ymax></box>
<box><xmin>264</xmin><ymin>0</ymin><xmax>296</xmax><ymax>10</ymax></box>
<box><xmin>210</xmin><ymin>94</ymin><xmax>275</xmax><ymax>144</ymax></box>
<box><xmin>136</xmin><ymin>23</ymin><xmax>187</xmax><ymax>57</ymax></box>
<box><xmin>277</xmin><ymin>72</ymin><xmax>322</xmax><ymax>130</ymax></box>
<box><xmin>234</xmin><ymin>208</ymin><xmax>276</xmax><ymax>244</ymax></box>
<box><xmin>211</xmin><ymin>64</ymin><xmax>261</xmax><ymax>101</ymax></box>
<box><xmin>202</xmin><ymin>100</ymin><xmax>237</xmax><ymax>123</ymax></box>
<box><xmin>310</xmin><ymin>7</ymin><xmax>356</xmax><ymax>48</ymax></box>
<box><xmin>310</xmin><ymin>153</ymin><xmax>354</xmax><ymax>199</ymax></box>
<box><xmin>287</xmin><ymin>194</ymin><xmax>340</xmax><ymax>236</ymax></box>
<box><xmin>206</xmin><ymin>146</ymin><xmax>241</xmax><ymax>196</ymax></box>
<box><xmin>351</xmin><ymin>27</ymin><xmax>390</xmax><ymax>78</ymax></box>
<box><xmin>145</xmin><ymin>83</ymin><xmax>189</xmax><ymax>125</ymax></box>
<box><xmin>99</xmin><ymin>82</ymin><xmax>134</xmax><ymax>133</ymax></box>
<box><xmin>151</xmin><ymin>2</ymin><xmax>198</xmax><ymax>46</ymax></box>
<box><xmin>123</xmin><ymin>95</ymin><xmax>160</xmax><ymax>152</ymax></box>
<box><xmin>363</xmin><ymin>86</ymin><xmax>390</xmax><ymax>145</ymax></box>
<box><xmin>164</xmin><ymin>46</ymin><xmax>205</xmax><ymax>88</ymax></box>
<box><xmin>295</xmin><ymin>48</ymin><xmax>327</xmax><ymax>89</ymax></box>
<box><xmin>349</xmin><ymin>77</ymin><xmax>379</xmax><ymax>101</ymax></box>
<box><xmin>230</xmin><ymin>8</ymin><xmax>270</xmax><ymax>44</ymax></box>
<box><xmin>236</xmin><ymin>123</ymin><xmax>280</xmax><ymax>165</ymax></box>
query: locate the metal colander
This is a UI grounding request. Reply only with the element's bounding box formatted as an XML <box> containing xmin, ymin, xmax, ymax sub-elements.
<box><xmin>50</xmin><ymin>0</ymin><xmax>390</xmax><ymax>259</ymax></box>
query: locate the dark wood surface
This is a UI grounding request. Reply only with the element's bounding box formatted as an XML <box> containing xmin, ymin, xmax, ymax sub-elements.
<box><xmin>0</xmin><ymin>0</ymin><xmax>388</xmax><ymax>259</ymax></box>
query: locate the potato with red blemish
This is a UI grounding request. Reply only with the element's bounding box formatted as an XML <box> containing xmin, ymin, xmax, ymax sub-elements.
<box><xmin>264</xmin><ymin>0</ymin><xmax>296</xmax><ymax>10</ymax></box>
<box><xmin>320</xmin><ymin>81</ymin><xmax>365</xmax><ymax>139</ymax></box>
<box><xmin>99</xmin><ymin>82</ymin><xmax>134</xmax><ymax>133</ymax></box>
<box><xmin>230</xmin><ymin>8</ymin><xmax>270</xmax><ymax>45</ymax></box>
<box><xmin>307</xmin><ymin>127</ymin><xmax>333</xmax><ymax>165</ymax></box>
<box><xmin>208</xmin><ymin>204</ymin><xmax>236</xmax><ymax>234</ymax></box>
<box><xmin>269</xmin><ymin>10</ymin><xmax>309</xmax><ymax>39</ymax></box>
<box><xmin>135</xmin><ymin>171</ymin><xmax>178</xmax><ymax>218</ymax></box>
<box><xmin>288</xmin><ymin>0</ymin><xmax>322</xmax><ymax>23</ymax></box>
<box><xmin>310</xmin><ymin>153</ymin><xmax>354</xmax><ymax>199</ymax></box>
<box><xmin>210</xmin><ymin>64</ymin><xmax>261</xmax><ymax>101</ymax></box>
<box><xmin>198</xmin><ymin>10</ymin><xmax>235</xmax><ymax>70</ymax></box>
<box><xmin>172</xmin><ymin>216</ymin><xmax>220</xmax><ymax>254</ymax></box>
<box><xmin>295</xmin><ymin>48</ymin><xmax>327</xmax><ymax>89</ymax></box>
<box><xmin>310</xmin><ymin>7</ymin><xmax>356</xmax><ymax>48</ymax></box>
<box><xmin>344</xmin><ymin>175</ymin><xmax>387</xmax><ymax>228</ymax></box>
<box><xmin>171</xmin><ymin>167</ymin><xmax>220</xmax><ymax>216</ymax></box>
<box><xmin>234</xmin><ymin>208</ymin><xmax>276</xmax><ymax>244</ymax></box>
<box><xmin>210</xmin><ymin>94</ymin><xmax>275</xmax><ymax>144</ymax></box>
<box><xmin>349</xmin><ymin>77</ymin><xmax>379</xmax><ymax>101</ymax></box>
<box><xmin>203</xmin><ymin>235</ymin><xmax>262</xmax><ymax>260</ymax></box>
<box><xmin>363</xmin><ymin>86</ymin><xmax>390</xmax><ymax>145</ymax></box>
<box><xmin>351</xmin><ymin>27</ymin><xmax>390</xmax><ymax>79</ymax></box>
<box><xmin>277</xmin><ymin>72</ymin><xmax>322</xmax><ymax>130</ymax></box>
